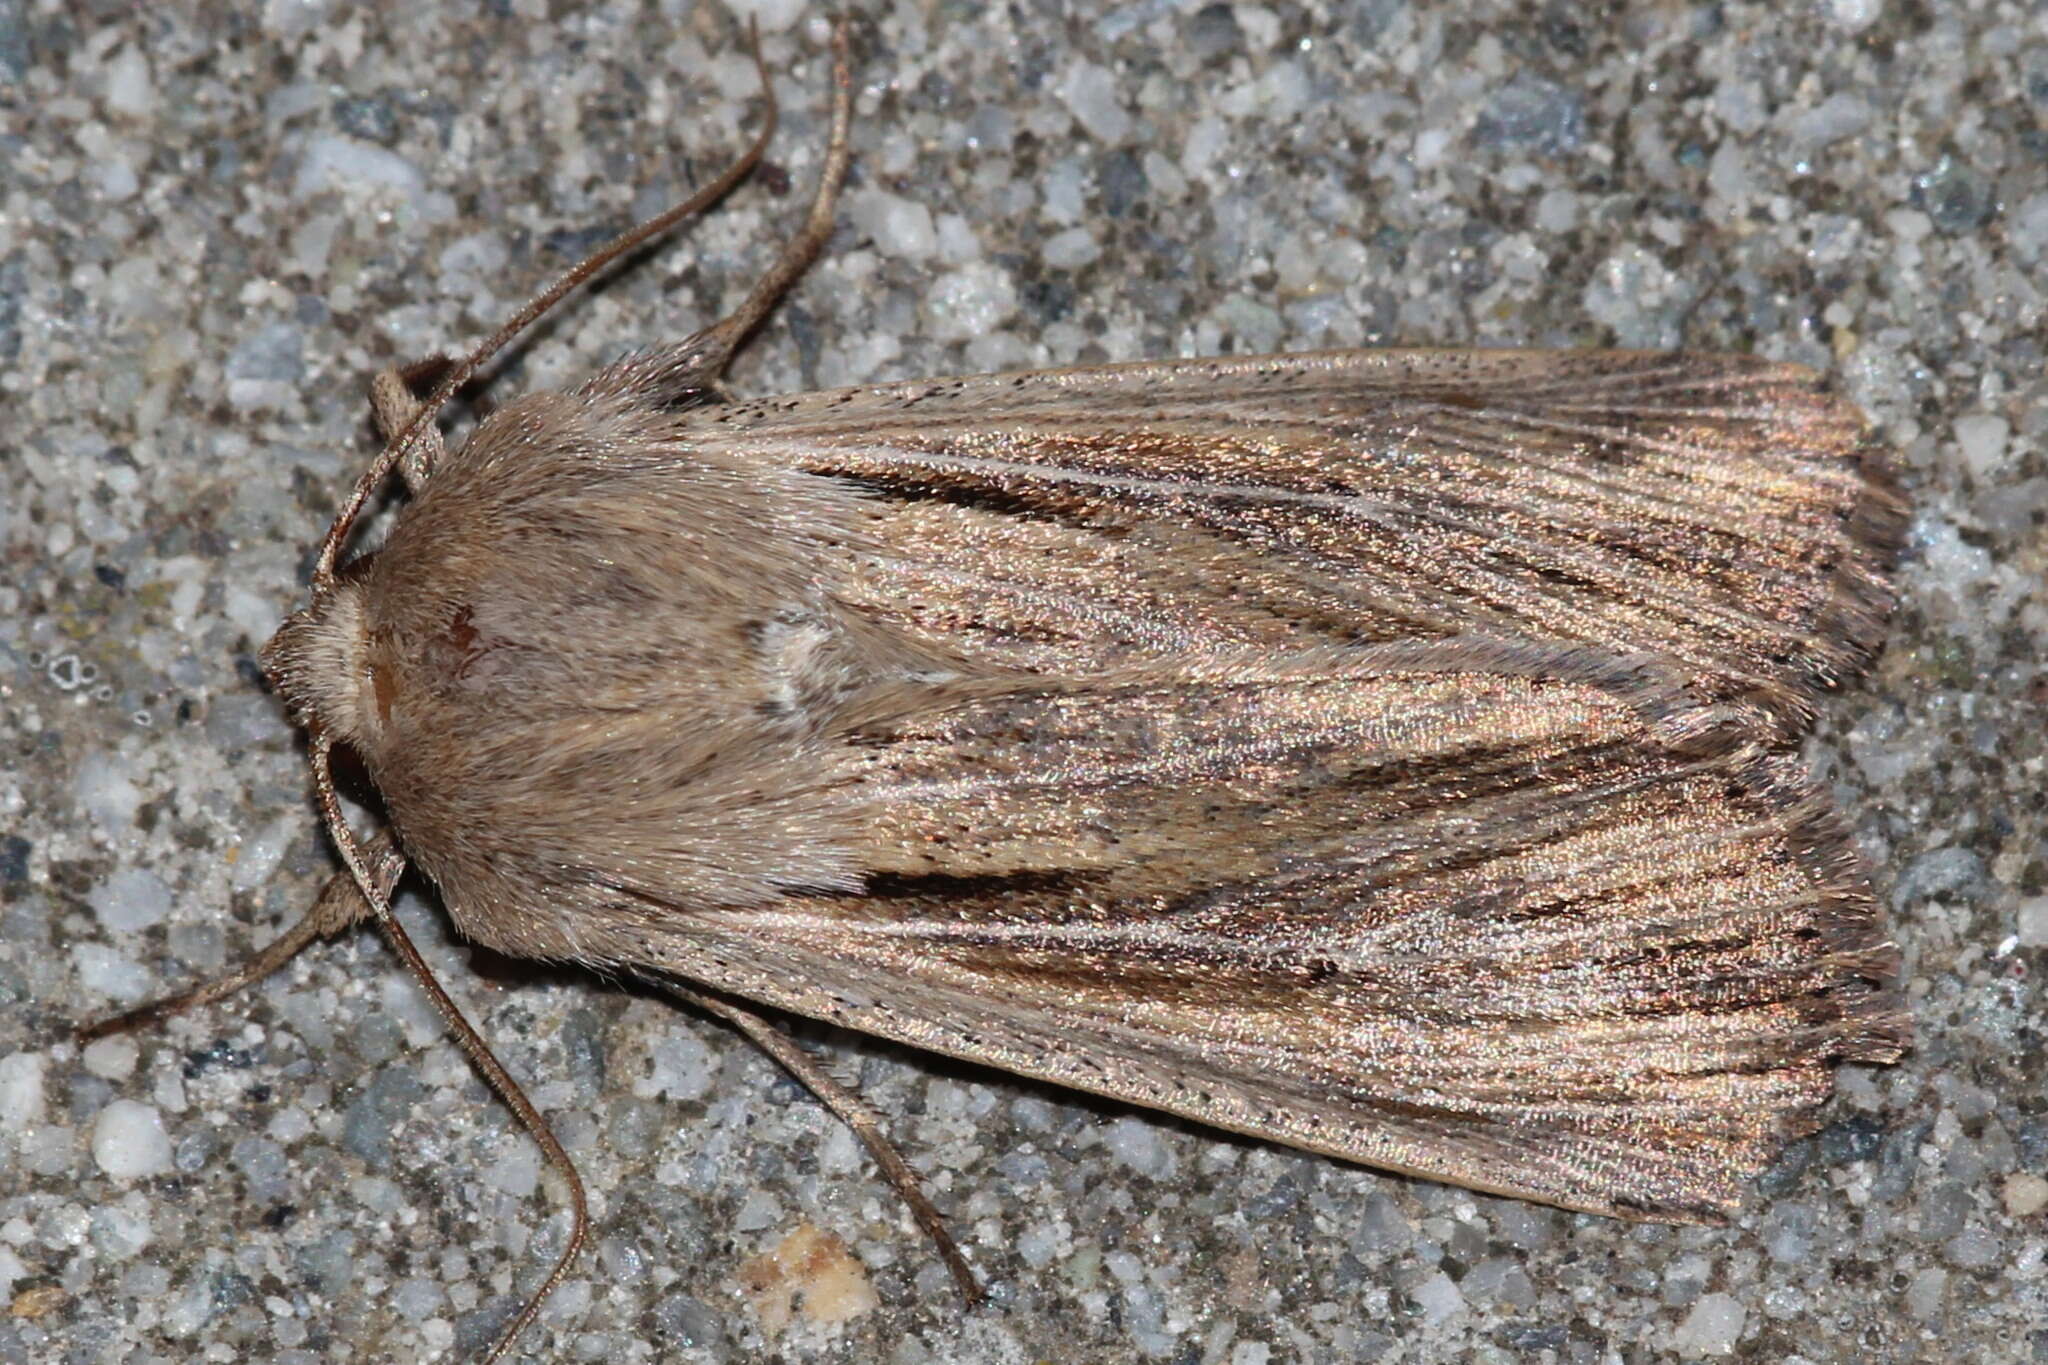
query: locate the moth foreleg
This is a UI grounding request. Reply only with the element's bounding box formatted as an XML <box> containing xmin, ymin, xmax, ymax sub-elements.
<box><xmin>368</xmin><ymin>358</ymin><xmax>454</xmax><ymax>492</ymax></box>
<box><xmin>646</xmin><ymin>973</ymin><xmax>986</xmax><ymax>1307</ymax></box>
<box><xmin>80</xmin><ymin>830</ymin><xmax>405</xmax><ymax>1042</ymax></box>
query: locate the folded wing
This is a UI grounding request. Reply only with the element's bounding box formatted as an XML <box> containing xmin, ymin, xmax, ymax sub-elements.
<box><xmin>687</xmin><ymin>349</ymin><xmax>1901</xmax><ymax>730</ymax></box>
<box><xmin>630</xmin><ymin>641</ymin><xmax>1906</xmax><ymax>1219</ymax></box>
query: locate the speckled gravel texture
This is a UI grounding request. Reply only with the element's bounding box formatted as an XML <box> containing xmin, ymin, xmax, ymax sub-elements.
<box><xmin>4</xmin><ymin>0</ymin><xmax>2044</xmax><ymax>1361</ymax></box>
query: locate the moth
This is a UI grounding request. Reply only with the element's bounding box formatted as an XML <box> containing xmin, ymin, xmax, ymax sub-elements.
<box><xmin>91</xmin><ymin>19</ymin><xmax>1908</xmax><ymax>1362</ymax></box>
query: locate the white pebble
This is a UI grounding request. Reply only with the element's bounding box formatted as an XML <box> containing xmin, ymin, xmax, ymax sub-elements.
<box><xmin>1412</xmin><ymin>1271</ymin><xmax>1466</xmax><ymax>1324</ymax></box>
<box><xmin>850</xmin><ymin>190</ymin><xmax>938</xmax><ymax>261</ymax></box>
<box><xmin>92</xmin><ymin>1100</ymin><xmax>174</xmax><ymax>1181</ymax></box>
<box><xmin>89</xmin><ymin>866</ymin><xmax>174</xmax><ymax>933</ymax></box>
<box><xmin>1951</xmin><ymin>414</ymin><xmax>2010</xmax><ymax>479</ymax></box>
<box><xmin>634</xmin><ymin>1026</ymin><xmax>715</xmax><ymax>1102</ymax></box>
<box><xmin>221</xmin><ymin>582</ymin><xmax>283</xmax><ymax>646</ymax></box>
<box><xmin>922</xmin><ymin>261</ymin><xmax>1018</xmax><ymax>343</ymax></box>
<box><xmin>1904</xmin><ymin>1266</ymin><xmax>1946</xmax><ymax>1319</ymax></box>
<box><xmin>73</xmin><ymin>749</ymin><xmax>144</xmax><ymax>833</ymax></box>
<box><xmin>351</xmin><ymin>1174</ymin><xmax>404</xmax><ymax>1213</ymax></box>
<box><xmin>486</xmin><ymin>1137</ymin><xmax>542</xmax><ymax>1198</ymax></box>
<box><xmin>439</xmin><ymin>230</ymin><xmax>510</xmax><ymax>282</ymax></box>
<box><xmin>733</xmin><ymin>1189</ymin><xmax>782</xmax><ymax>1233</ymax></box>
<box><xmin>1673</xmin><ymin>1291</ymin><xmax>1748</xmax><ymax>1356</ymax></box>
<box><xmin>2011</xmin><ymin>193</ymin><xmax>2048</xmax><ymax>264</ymax></box>
<box><xmin>82</xmin><ymin>1034</ymin><xmax>140</xmax><ymax>1082</ymax></box>
<box><xmin>1042</xmin><ymin>227</ymin><xmax>1101</xmax><ymax>270</ymax></box>
<box><xmin>719</xmin><ymin>0</ymin><xmax>805</xmax><ymax>33</ymax></box>
<box><xmin>229</xmin><ymin>816</ymin><xmax>294</xmax><ymax>892</ymax></box>
<box><xmin>934</xmin><ymin>213</ymin><xmax>980</xmax><ymax>265</ymax></box>
<box><xmin>2017</xmin><ymin>897</ymin><xmax>2048</xmax><ymax>948</ymax></box>
<box><xmin>1103</xmin><ymin>1115</ymin><xmax>1176</xmax><ymax>1179</ymax></box>
<box><xmin>1057</xmin><ymin>59</ymin><xmax>1133</xmax><ymax>144</ymax></box>
<box><xmin>294</xmin><ymin>134</ymin><xmax>427</xmax><ymax>202</ymax></box>
<box><xmin>103</xmin><ymin>47</ymin><xmax>157</xmax><ymax>120</ymax></box>
<box><xmin>73</xmin><ymin>942</ymin><xmax>154</xmax><ymax>1004</ymax></box>
<box><xmin>0</xmin><ymin>1053</ymin><xmax>47</xmax><ymax>1131</ymax></box>
<box><xmin>1182</xmin><ymin>116</ymin><xmax>1227</xmax><ymax>181</ymax></box>
<box><xmin>263</xmin><ymin>0</ymin><xmax>337</xmax><ymax>38</ymax></box>
<box><xmin>92</xmin><ymin>1203</ymin><xmax>154</xmax><ymax>1259</ymax></box>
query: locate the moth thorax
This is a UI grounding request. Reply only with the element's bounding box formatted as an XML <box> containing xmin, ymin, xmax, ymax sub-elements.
<box><xmin>259</xmin><ymin>582</ymin><xmax>379</xmax><ymax>749</ymax></box>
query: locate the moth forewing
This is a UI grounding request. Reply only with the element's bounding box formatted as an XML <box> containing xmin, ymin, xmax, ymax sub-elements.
<box><xmin>688</xmin><ymin>348</ymin><xmax>1902</xmax><ymax>734</ymax></box>
<box><xmin>608</xmin><ymin>639</ymin><xmax>1906</xmax><ymax>1221</ymax></box>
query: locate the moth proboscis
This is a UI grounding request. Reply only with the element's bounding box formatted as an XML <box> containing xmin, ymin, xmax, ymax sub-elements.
<box><xmin>84</xmin><ymin>16</ymin><xmax>1908</xmax><ymax>1363</ymax></box>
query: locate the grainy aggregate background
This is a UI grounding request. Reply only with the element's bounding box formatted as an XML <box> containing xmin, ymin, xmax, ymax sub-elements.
<box><xmin>3</xmin><ymin>0</ymin><xmax>2045</xmax><ymax>1361</ymax></box>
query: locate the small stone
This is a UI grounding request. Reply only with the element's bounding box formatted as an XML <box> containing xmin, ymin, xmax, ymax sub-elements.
<box><xmin>1057</xmin><ymin>60</ymin><xmax>1133</xmax><ymax>144</ymax></box>
<box><xmin>103</xmin><ymin>46</ymin><xmax>156</xmax><ymax>119</ymax></box>
<box><xmin>72</xmin><ymin>942</ymin><xmax>152</xmax><ymax>1004</ymax></box>
<box><xmin>1186</xmin><ymin>4</ymin><xmax>1242</xmax><ymax>61</ymax></box>
<box><xmin>90</xmin><ymin>1203</ymin><xmax>153</xmax><ymax>1260</ymax></box>
<box><xmin>392</xmin><ymin>1275</ymin><xmax>447</xmax><ymax>1321</ymax></box>
<box><xmin>81</xmin><ymin>1034</ymin><xmax>139</xmax><ymax>1081</ymax></box>
<box><xmin>1672</xmin><ymin>1292</ymin><xmax>1747</xmax><ymax>1356</ymax></box>
<box><xmin>850</xmin><ymin>190</ymin><xmax>937</xmax><ymax>261</ymax></box>
<box><xmin>92</xmin><ymin>1099</ymin><xmax>174</xmax><ymax>1180</ymax></box>
<box><xmin>89</xmin><ymin>866</ymin><xmax>174</xmax><ymax>933</ymax></box>
<box><xmin>294</xmin><ymin>134</ymin><xmax>427</xmax><ymax>200</ymax></box>
<box><xmin>1474</xmin><ymin>75</ymin><xmax>1586</xmax><ymax>156</ymax></box>
<box><xmin>922</xmin><ymin>261</ymin><xmax>1018</xmax><ymax>343</ymax></box>
<box><xmin>1784</xmin><ymin>93</ymin><xmax>1872</xmax><ymax>152</ymax></box>
<box><xmin>1411</xmin><ymin>1271</ymin><xmax>1465</xmax><ymax>1324</ymax></box>
<box><xmin>2003</xmin><ymin>1173</ymin><xmax>2048</xmax><ymax>1218</ymax></box>
<box><xmin>1103</xmin><ymin>1115</ymin><xmax>1176</xmax><ymax>1179</ymax></box>
<box><xmin>2014</xmin><ymin>896</ymin><xmax>2048</xmax><ymax>948</ymax></box>
<box><xmin>1952</xmin><ymin>414</ymin><xmax>2011</xmax><ymax>479</ymax></box>
<box><xmin>719</xmin><ymin>0</ymin><xmax>805</xmax><ymax>34</ymax></box>
<box><xmin>1042</xmin><ymin>226</ymin><xmax>1101</xmax><ymax>270</ymax></box>
<box><xmin>735</xmin><ymin>1224</ymin><xmax>877</xmax><ymax>1333</ymax></box>
<box><xmin>225</xmin><ymin>323</ymin><xmax>305</xmax><ymax>385</ymax></box>
<box><xmin>1943</xmin><ymin>1226</ymin><xmax>2002</xmax><ymax>1269</ymax></box>
<box><xmin>2010</xmin><ymin>192</ymin><xmax>2048</xmax><ymax>265</ymax></box>
<box><xmin>485</xmin><ymin>1136</ymin><xmax>542</xmax><ymax>1198</ymax></box>
<box><xmin>1904</xmin><ymin>1266</ymin><xmax>1947</xmax><ymax>1320</ymax></box>
<box><xmin>633</xmin><ymin>1026</ymin><xmax>714</xmax><ymax>1103</ymax></box>
<box><xmin>0</xmin><ymin>835</ymin><xmax>30</xmax><ymax>884</ymax></box>
<box><xmin>332</xmin><ymin>94</ymin><xmax>398</xmax><ymax>144</ymax></box>
<box><xmin>1351</xmin><ymin>1194</ymin><xmax>1414</xmax><ymax>1257</ymax></box>
<box><xmin>1911</xmin><ymin>156</ymin><xmax>1996</xmax><ymax>234</ymax></box>
<box><xmin>0</xmin><ymin>1052</ymin><xmax>46</xmax><ymax>1130</ymax></box>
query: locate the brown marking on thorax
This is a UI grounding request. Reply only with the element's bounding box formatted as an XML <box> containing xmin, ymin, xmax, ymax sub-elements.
<box><xmin>369</xmin><ymin>630</ymin><xmax>399</xmax><ymax>727</ymax></box>
<box><xmin>447</xmin><ymin>604</ymin><xmax>487</xmax><ymax>679</ymax></box>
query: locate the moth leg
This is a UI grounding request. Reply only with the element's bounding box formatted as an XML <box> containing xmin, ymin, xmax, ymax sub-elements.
<box><xmin>369</xmin><ymin>356</ymin><xmax>454</xmax><ymax>492</ymax></box>
<box><xmin>651</xmin><ymin>976</ymin><xmax>985</xmax><ymax>1306</ymax></box>
<box><xmin>79</xmin><ymin>831</ymin><xmax>405</xmax><ymax>1042</ymax></box>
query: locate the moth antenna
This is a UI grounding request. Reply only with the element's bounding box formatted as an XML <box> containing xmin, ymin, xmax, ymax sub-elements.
<box><xmin>314</xmin><ymin>15</ymin><xmax>797</xmax><ymax>588</ymax></box>
<box><xmin>647</xmin><ymin>974</ymin><xmax>987</xmax><ymax>1307</ymax></box>
<box><xmin>686</xmin><ymin>15</ymin><xmax>855</xmax><ymax>375</ymax></box>
<box><xmin>309</xmin><ymin>739</ymin><xmax>588</xmax><ymax>1365</ymax></box>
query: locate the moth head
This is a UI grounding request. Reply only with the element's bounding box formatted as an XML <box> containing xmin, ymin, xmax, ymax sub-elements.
<box><xmin>260</xmin><ymin>579</ymin><xmax>383</xmax><ymax>752</ymax></box>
